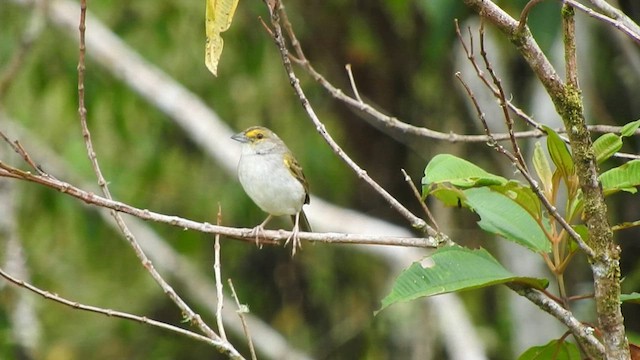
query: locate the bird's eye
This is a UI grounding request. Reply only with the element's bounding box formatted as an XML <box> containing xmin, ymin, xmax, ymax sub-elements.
<box><xmin>256</xmin><ymin>133</ymin><xmax>264</xmax><ymax>139</ymax></box>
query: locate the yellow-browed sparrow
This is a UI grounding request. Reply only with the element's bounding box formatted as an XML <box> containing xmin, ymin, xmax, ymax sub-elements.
<box><xmin>232</xmin><ymin>126</ymin><xmax>312</xmax><ymax>255</ymax></box>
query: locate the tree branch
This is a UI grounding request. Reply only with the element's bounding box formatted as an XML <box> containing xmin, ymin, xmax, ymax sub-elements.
<box><xmin>464</xmin><ymin>0</ymin><xmax>629</xmax><ymax>357</ymax></box>
<box><xmin>511</xmin><ymin>286</ymin><xmax>605</xmax><ymax>357</ymax></box>
<box><xmin>0</xmin><ymin>266</ymin><xmax>242</xmax><ymax>356</ymax></box>
<box><xmin>0</xmin><ymin>159</ymin><xmax>439</xmax><ymax>249</ymax></box>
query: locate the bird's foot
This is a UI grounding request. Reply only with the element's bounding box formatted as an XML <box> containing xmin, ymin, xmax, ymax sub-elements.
<box><xmin>284</xmin><ymin>223</ymin><xmax>302</xmax><ymax>257</ymax></box>
<box><xmin>249</xmin><ymin>225</ymin><xmax>267</xmax><ymax>248</ymax></box>
<box><xmin>250</xmin><ymin>215</ymin><xmax>273</xmax><ymax>249</ymax></box>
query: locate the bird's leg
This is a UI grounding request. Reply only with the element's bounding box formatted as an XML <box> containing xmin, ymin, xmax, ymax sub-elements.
<box><xmin>285</xmin><ymin>212</ymin><xmax>302</xmax><ymax>256</ymax></box>
<box><xmin>250</xmin><ymin>215</ymin><xmax>272</xmax><ymax>248</ymax></box>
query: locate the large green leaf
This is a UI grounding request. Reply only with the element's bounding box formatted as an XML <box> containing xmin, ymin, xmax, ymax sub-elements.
<box><xmin>422</xmin><ymin>154</ymin><xmax>507</xmax><ymax>196</ymax></box>
<box><xmin>464</xmin><ymin>187</ymin><xmax>551</xmax><ymax>252</ymax></box>
<box><xmin>599</xmin><ymin>159</ymin><xmax>640</xmax><ymax>194</ymax></box>
<box><xmin>377</xmin><ymin>246</ymin><xmax>548</xmax><ymax>313</ymax></box>
<box><xmin>518</xmin><ymin>339</ymin><xmax>581</xmax><ymax>360</ymax></box>
<box><xmin>593</xmin><ymin>133</ymin><xmax>622</xmax><ymax>164</ymax></box>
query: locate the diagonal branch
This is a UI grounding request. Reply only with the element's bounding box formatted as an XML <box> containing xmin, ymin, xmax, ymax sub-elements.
<box><xmin>565</xmin><ymin>0</ymin><xmax>640</xmax><ymax>44</ymax></box>
<box><xmin>0</xmin><ymin>266</ymin><xmax>233</xmax><ymax>350</ymax></box>
<box><xmin>263</xmin><ymin>0</ymin><xmax>442</xmax><ymax>239</ymax></box>
<box><xmin>510</xmin><ymin>285</ymin><xmax>605</xmax><ymax>357</ymax></box>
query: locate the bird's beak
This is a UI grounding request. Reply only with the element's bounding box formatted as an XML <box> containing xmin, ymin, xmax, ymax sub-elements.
<box><xmin>231</xmin><ymin>132</ymin><xmax>249</xmax><ymax>143</ymax></box>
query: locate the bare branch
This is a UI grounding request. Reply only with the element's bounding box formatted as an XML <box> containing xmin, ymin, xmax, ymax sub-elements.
<box><xmin>0</xmin><ymin>266</ymin><xmax>242</xmax><ymax>354</ymax></box>
<box><xmin>565</xmin><ymin>0</ymin><xmax>640</xmax><ymax>44</ymax></box>
<box><xmin>345</xmin><ymin>64</ymin><xmax>363</xmax><ymax>103</ymax></box>
<box><xmin>517</xmin><ymin>0</ymin><xmax>545</xmax><ymax>34</ymax></box>
<box><xmin>478</xmin><ymin>23</ymin><xmax>529</xmax><ymax>172</ymax></box>
<box><xmin>214</xmin><ymin>204</ymin><xmax>227</xmax><ymax>341</ymax></box>
<box><xmin>400</xmin><ymin>169</ymin><xmax>439</xmax><ymax>232</ymax></box>
<box><xmin>511</xmin><ymin>286</ymin><xmax>605</xmax><ymax>357</ymax></box>
<box><xmin>0</xmin><ymin>158</ymin><xmax>440</xmax><ymax>249</ymax></box>
<box><xmin>229</xmin><ymin>279</ymin><xmax>258</xmax><ymax>360</ymax></box>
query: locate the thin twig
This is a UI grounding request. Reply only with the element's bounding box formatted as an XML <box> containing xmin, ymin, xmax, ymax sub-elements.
<box><xmin>400</xmin><ymin>169</ymin><xmax>439</xmax><ymax>232</ymax></box>
<box><xmin>0</xmin><ymin>266</ymin><xmax>225</xmax><ymax>348</ymax></box>
<box><xmin>567</xmin><ymin>293</ymin><xmax>595</xmax><ymax>302</ymax></box>
<box><xmin>517</xmin><ymin>0</ymin><xmax>546</xmax><ymax>34</ymax></box>
<box><xmin>0</xmin><ymin>131</ymin><xmax>44</xmax><ymax>175</ymax></box>
<box><xmin>564</xmin><ymin>0</ymin><xmax>640</xmax><ymax>44</ymax></box>
<box><xmin>478</xmin><ymin>23</ymin><xmax>529</xmax><ymax>172</ymax></box>
<box><xmin>345</xmin><ymin>64</ymin><xmax>363</xmax><ymax>103</ymax></box>
<box><xmin>228</xmin><ymin>279</ymin><xmax>257</xmax><ymax>360</ymax></box>
<box><xmin>214</xmin><ymin>204</ymin><xmax>227</xmax><ymax>341</ymax></box>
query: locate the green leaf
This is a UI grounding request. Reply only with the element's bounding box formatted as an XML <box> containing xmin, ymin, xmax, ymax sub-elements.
<box><xmin>620</xmin><ymin>292</ymin><xmax>640</xmax><ymax>304</ymax></box>
<box><xmin>491</xmin><ymin>181</ymin><xmax>543</xmax><ymax>220</ymax></box>
<box><xmin>464</xmin><ymin>187</ymin><xmax>552</xmax><ymax>252</ymax></box>
<box><xmin>593</xmin><ymin>133</ymin><xmax>622</xmax><ymax>164</ymax></box>
<box><xmin>566</xmin><ymin>189</ymin><xmax>583</xmax><ymax>222</ymax></box>
<box><xmin>600</xmin><ymin>159</ymin><xmax>640</xmax><ymax>195</ymax></box>
<box><xmin>621</xmin><ymin>119</ymin><xmax>640</xmax><ymax>137</ymax></box>
<box><xmin>544</xmin><ymin>126</ymin><xmax>575</xmax><ymax>179</ymax></box>
<box><xmin>518</xmin><ymin>339</ymin><xmax>581</xmax><ymax>360</ymax></box>
<box><xmin>377</xmin><ymin>246</ymin><xmax>548</xmax><ymax>313</ymax></box>
<box><xmin>422</xmin><ymin>154</ymin><xmax>507</xmax><ymax>197</ymax></box>
<box><xmin>427</xmin><ymin>185</ymin><xmax>467</xmax><ymax>207</ymax></box>
<box><xmin>533</xmin><ymin>142</ymin><xmax>553</xmax><ymax>193</ymax></box>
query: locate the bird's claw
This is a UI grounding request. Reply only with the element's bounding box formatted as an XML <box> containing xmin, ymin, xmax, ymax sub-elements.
<box><xmin>284</xmin><ymin>224</ymin><xmax>302</xmax><ymax>257</ymax></box>
<box><xmin>249</xmin><ymin>225</ymin><xmax>266</xmax><ymax>249</ymax></box>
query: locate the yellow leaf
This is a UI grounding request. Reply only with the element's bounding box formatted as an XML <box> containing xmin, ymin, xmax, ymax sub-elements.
<box><xmin>205</xmin><ymin>0</ymin><xmax>239</xmax><ymax>76</ymax></box>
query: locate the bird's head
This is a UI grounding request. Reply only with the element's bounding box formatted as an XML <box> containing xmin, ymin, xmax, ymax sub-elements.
<box><xmin>231</xmin><ymin>126</ymin><xmax>284</xmax><ymax>153</ymax></box>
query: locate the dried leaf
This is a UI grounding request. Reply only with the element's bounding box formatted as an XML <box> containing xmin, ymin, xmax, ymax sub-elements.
<box><xmin>205</xmin><ymin>0</ymin><xmax>240</xmax><ymax>76</ymax></box>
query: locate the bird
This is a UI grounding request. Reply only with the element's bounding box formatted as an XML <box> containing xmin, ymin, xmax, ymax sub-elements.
<box><xmin>231</xmin><ymin>126</ymin><xmax>312</xmax><ymax>255</ymax></box>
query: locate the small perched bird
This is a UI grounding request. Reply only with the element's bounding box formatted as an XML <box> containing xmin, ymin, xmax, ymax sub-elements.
<box><xmin>231</xmin><ymin>126</ymin><xmax>312</xmax><ymax>255</ymax></box>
